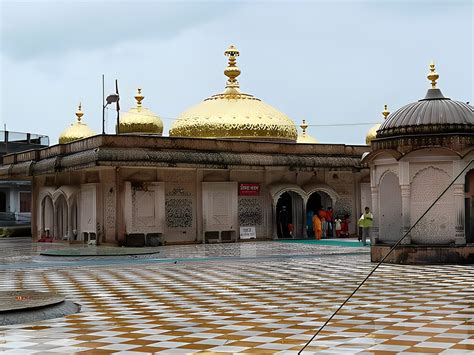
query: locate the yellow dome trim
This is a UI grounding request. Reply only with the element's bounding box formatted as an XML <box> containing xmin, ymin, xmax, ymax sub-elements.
<box><xmin>297</xmin><ymin>120</ymin><xmax>318</xmax><ymax>143</ymax></box>
<box><xmin>366</xmin><ymin>104</ymin><xmax>390</xmax><ymax>145</ymax></box>
<box><xmin>169</xmin><ymin>45</ymin><xmax>297</xmax><ymax>141</ymax></box>
<box><xmin>59</xmin><ymin>103</ymin><xmax>96</xmax><ymax>144</ymax></box>
<box><xmin>117</xmin><ymin>88</ymin><xmax>163</xmax><ymax>135</ymax></box>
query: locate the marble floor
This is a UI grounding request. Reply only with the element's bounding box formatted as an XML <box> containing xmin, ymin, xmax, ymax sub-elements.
<box><xmin>0</xmin><ymin>238</ymin><xmax>472</xmax><ymax>354</ymax></box>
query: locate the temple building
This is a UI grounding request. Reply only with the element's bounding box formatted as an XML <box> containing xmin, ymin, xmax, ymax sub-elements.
<box><xmin>363</xmin><ymin>63</ymin><xmax>474</xmax><ymax>263</ymax></box>
<box><xmin>0</xmin><ymin>46</ymin><xmax>368</xmax><ymax>246</ymax></box>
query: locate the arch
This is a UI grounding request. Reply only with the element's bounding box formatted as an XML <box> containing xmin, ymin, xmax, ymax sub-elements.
<box><xmin>411</xmin><ymin>165</ymin><xmax>450</xmax><ymax>184</ymax></box>
<box><xmin>378</xmin><ymin>168</ymin><xmax>399</xmax><ymax>186</ymax></box>
<box><xmin>410</xmin><ymin>166</ymin><xmax>454</xmax><ymax>244</ymax></box>
<box><xmin>379</xmin><ymin>171</ymin><xmax>402</xmax><ymax>243</ymax></box>
<box><xmin>361</xmin><ymin>149</ymin><xmax>403</xmax><ymax>164</ymax></box>
<box><xmin>55</xmin><ymin>194</ymin><xmax>68</xmax><ymax>240</ymax></box>
<box><xmin>303</xmin><ymin>183</ymin><xmax>340</xmax><ymax>204</ymax></box>
<box><xmin>41</xmin><ymin>194</ymin><xmax>54</xmax><ymax>236</ymax></box>
<box><xmin>268</xmin><ymin>183</ymin><xmax>306</xmax><ymax>204</ymax></box>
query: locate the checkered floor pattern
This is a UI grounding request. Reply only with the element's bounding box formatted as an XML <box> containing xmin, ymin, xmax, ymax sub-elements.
<box><xmin>0</xmin><ymin>242</ymin><xmax>473</xmax><ymax>354</ymax></box>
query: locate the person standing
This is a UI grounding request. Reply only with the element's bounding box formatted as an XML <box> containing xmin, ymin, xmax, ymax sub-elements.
<box><xmin>279</xmin><ymin>206</ymin><xmax>290</xmax><ymax>238</ymax></box>
<box><xmin>319</xmin><ymin>208</ymin><xmax>327</xmax><ymax>239</ymax></box>
<box><xmin>326</xmin><ymin>207</ymin><xmax>334</xmax><ymax>238</ymax></box>
<box><xmin>335</xmin><ymin>217</ymin><xmax>342</xmax><ymax>237</ymax></box>
<box><xmin>358</xmin><ymin>207</ymin><xmax>373</xmax><ymax>246</ymax></box>
<box><xmin>312</xmin><ymin>212</ymin><xmax>322</xmax><ymax>240</ymax></box>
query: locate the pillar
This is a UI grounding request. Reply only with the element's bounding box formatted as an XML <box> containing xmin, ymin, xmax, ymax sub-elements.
<box><xmin>454</xmin><ymin>184</ymin><xmax>465</xmax><ymax>245</ymax></box>
<box><xmin>370</xmin><ymin>186</ymin><xmax>379</xmax><ymax>244</ymax></box>
<box><xmin>400</xmin><ymin>185</ymin><xmax>411</xmax><ymax>244</ymax></box>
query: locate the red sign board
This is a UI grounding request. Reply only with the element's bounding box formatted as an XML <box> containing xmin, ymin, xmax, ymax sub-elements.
<box><xmin>239</xmin><ymin>183</ymin><xmax>260</xmax><ymax>196</ymax></box>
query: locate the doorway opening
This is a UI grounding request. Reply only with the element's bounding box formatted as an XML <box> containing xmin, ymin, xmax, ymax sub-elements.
<box><xmin>306</xmin><ymin>191</ymin><xmax>334</xmax><ymax>238</ymax></box>
<box><xmin>276</xmin><ymin>191</ymin><xmax>304</xmax><ymax>238</ymax></box>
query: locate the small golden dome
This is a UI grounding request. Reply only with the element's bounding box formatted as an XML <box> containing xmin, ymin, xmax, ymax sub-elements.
<box><xmin>169</xmin><ymin>45</ymin><xmax>297</xmax><ymax>141</ymax></box>
<box><xmin>297</xmin><ymin>120</ymin><xmax>318</xmax><ymax>143</ymax></box>
<box><xmin>366</xmin><ymin>104</ymin><xmax>389</xmax><ymax>145</ymax></box>
<box><xmin>59</xmin><ymin>103</ymin><xmax>96</xmax><ymax>144</ymax></box>
<box><xmin>117</xmin><ymin>88</ymin><xmax>163</xmax><ymax>135</ymax></box>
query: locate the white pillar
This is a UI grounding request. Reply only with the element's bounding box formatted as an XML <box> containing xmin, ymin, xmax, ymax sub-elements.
<box><xmin>400</xmin><ymin>185</ymin><xmax>411</xmax><ymax>244</ymax></box>
<box><xmin>371</xmin><ymin>186</ymin><xmax>379</xmax><ymax>244</ymax></box>
<box><xmin>454</xmin><ymin>184</ymin><xmax>465</xmax><ymax>245</ymax></box>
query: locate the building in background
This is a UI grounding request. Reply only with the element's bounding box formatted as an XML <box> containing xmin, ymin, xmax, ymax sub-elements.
<box><xmin>0</xmin><ymin>131</ymin><xmax>49</xmax><ymax>226</ymax></box>
<box><xmin>0</xmin><ymin>46</ymin><xmax>368</xmax><ymax>245</ymax></box>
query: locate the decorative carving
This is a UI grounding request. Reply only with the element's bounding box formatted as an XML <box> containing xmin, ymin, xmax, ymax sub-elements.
<box><xmin>238</xmin><ymin>197</ymin><xmax>263</xmax><ymax>226</ymax></box>
<box><xmin>104</xmin><ymin>186</ymin><xmax>115</xmax><ymax>232</ymax></box>
<box><xmin>165</xmin><ymin>198</ymin><xmax>193</xmax><ymax>228</ymax></box>
<box><xmin>334</xmin><ymin>196</ymin><xmax>352</xmax><ymax>219</ymax></box>
<box><xmin>165</xmin><ymin>183</ymin><xmax>194</xmax><ymax>229</ymax></box>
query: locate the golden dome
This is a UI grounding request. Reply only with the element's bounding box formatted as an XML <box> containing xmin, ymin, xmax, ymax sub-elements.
<box><xmin>297</xmin><ymin>120</ymin><xmax>318</xmax><ymax>143</ymax></box>
<box><xmin>169</xmin><ymin>45</ymin><xmax>298</xmax><ymax>141</ymax></box>
<box><xmin>117</xmin><ymin>88</ymin><xmax>163</xmax><ymax>135</ymax></box>
<box><xmin>366</xmin><ymin>104</ymin><xmax>390</xmax><ymax>145</ymax></box>
<box><xmin>59</xmin><ymin>103</ymin><xmax>96</xmax><ymax>144</ymax></box>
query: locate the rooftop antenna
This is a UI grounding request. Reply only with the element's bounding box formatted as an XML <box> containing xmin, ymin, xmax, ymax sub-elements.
<box><xmin>115</xmin><ymin>79</ymin><xmax>120</xmax><ymax>134</ymax></box>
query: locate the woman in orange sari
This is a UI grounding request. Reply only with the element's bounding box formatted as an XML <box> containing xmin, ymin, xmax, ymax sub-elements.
<box><xmin>312</xmin><ymin>213</ymin><xmax>322</xmax><ymax>240</ymax></box>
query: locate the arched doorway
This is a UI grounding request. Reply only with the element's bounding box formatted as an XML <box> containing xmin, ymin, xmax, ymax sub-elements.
<box><xmin>379</xmin><ymin>172</ymin><xmax>402</xmax><ymax>243</ymax></box>
<box><xmin>306</xmin><ymin>191</ymin><xmax>334</xmax><ymax>238</ymax></box>
<box><xmin>42</xmin><ymin>195</ymin><xmax>54</xmax><ymax>236</ymax></box>
<box><xmin>276</xmin><ymin>191</ymin><xmax>304</xmax><ymax>238</ymax></box>
<box><xmin>465</xmin><ymin>169</ymin><xmax>474</xmax><ymax>243</ymax></box>
<box><xmin>55</xmin><ymin>195</ymin><xmax>68</xmax><ymax>240</ymax></box>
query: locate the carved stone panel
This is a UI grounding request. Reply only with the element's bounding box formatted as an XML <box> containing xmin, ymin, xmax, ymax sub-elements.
<box><xmin>165</xmin><ymin>183</ymin><xmax>194</xmax><ymax>229</ymax></box>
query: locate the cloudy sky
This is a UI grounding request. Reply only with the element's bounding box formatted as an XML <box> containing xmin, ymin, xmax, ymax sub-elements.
<box><xmin>0</xmin><ymin>0</ymin><xmax>472</xmax><ymax>145</ymax></box>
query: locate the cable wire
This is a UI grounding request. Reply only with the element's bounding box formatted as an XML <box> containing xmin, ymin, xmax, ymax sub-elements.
<box><xmin>298</xmin><ymin>159</ymin><xmax>474</xmax><ymax>354</ymax></box>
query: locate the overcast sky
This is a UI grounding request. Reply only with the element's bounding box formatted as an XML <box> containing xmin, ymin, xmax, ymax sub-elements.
<box><xmin>1</xmin><ymin>0</ymin><xmax>472</xmax><ymax>145</ymax></box>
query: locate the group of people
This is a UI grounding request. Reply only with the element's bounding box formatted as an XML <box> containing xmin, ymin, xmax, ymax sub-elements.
<box><xmin>279</xmin><ymin>205</ymin><xmax>374</xmax><ymax>245</ymax></box>
<box><xmin>306</xmin><ymin>207</ymin><xmax>350</xmax><ymax>240</ymax></box>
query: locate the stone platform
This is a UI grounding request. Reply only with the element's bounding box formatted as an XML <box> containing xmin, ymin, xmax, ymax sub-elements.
<box><xmin>371</xmin><ymin>244</ymin><xmax>474</xmax><ymax>264</ymax></box>
<box><xmin>40</xmin><ymin>246</ymin><xmax>160</xmax><ymax>257</ymax></box>
<box><xmin>0</xmin><ymin>291</ymin><xmax>80</xmax><ymax>325</ymax></box>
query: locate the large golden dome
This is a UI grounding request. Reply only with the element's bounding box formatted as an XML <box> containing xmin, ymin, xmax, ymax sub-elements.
<box><xmin>366</xmin><ymin>105</ymin><xmax>390</xmax><ymax>145</ymax></box>
<box><xmin>118</xmin><ymin>89</ymin><xmax>163</xmax><ymax>135</ymax></box>
<box><xmin>59</xmin><ymin>103</ymin><xmax>96</xmax><ymax>144</ymax></box>
<box><xmin>169</xmin><ymin>46</ymin><xmax>297</xmax><ymax>141</ymax></box>
<box><xmin>297</xmin><ymin>120</ymin><xmax>318</xmax><ymax>143</ymax></box>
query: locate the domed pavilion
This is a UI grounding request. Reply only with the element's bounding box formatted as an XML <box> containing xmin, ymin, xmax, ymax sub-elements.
<box><xmin>363</xmin><ymin>62</ymin><xmax>474</xmax><ymax>264</ymax></box>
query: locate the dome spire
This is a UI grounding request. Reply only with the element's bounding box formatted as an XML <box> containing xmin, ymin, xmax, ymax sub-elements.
<box><xmin>224</xmin><ymin>45</ymin><xmax>241</xmax><ymax>89</ymax></box>
<box><xmin>135</xmin><ymin>88</ymin><xmax>144</xmax><ymax>108</ymax></box>
<box><xmin>75</xmin><ymin>102</ymin><xmax>84</xmax><ymax>122</ymax></box>
<box><xmin>300</xmin><ymin>119</ymin><xmax>308</xmax><ymax>137</ymax></box>
<box><xmin>427</xmin><ymin>61</ymin><xmax>439</xmax><ymax>88</ymax></box>
<box><xmin>382</xmin><ymin>104</ymin><xmax>390</xmax><ymax>119</ymax></box>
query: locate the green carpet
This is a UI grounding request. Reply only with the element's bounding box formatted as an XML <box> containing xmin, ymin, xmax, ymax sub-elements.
<box><xmin>277</xmin><ymin>239</ymin><xmax>370</xmax><ymax>247</ymax></box>
<box><xmin>40</xmin><ymin>247</ymin><xmax>160</xmax><ymax>257</ymax></box>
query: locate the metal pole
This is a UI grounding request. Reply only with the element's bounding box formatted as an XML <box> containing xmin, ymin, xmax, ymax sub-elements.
<box><xmin>115</xmin><ymin>79</ymin><xmax>120</xmax><ymax>134</ymax></box>
<box><xmin>102</xmin><ymin>74</ymin><xmax>105</xmax><ymax>134</ymax></box>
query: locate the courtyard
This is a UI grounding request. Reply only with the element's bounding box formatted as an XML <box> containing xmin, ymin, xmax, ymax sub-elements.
<box><xmin>0</xmin><ymin>238</ymin><xmax>472</xmax><ymax>354</ymax></box>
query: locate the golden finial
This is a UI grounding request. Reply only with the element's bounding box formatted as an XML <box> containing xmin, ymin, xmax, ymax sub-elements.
<box><xmin>224</xmin><ymin>45</ymin><xmax>241</xmax><ymax>88</ymax></box>
<box><xmin>382</xmin><ymin>104</ymin><xmax>390</xmax><ymax>119</ymax></box>
<box><xmin>135</xmin><ymin>88</ymin><xmax>144</xmax><ymax>108</ymax></box>
<box><xmin>75</xmin><ymin>102</ymin><xmax>84</xmax><ymax>122</ymax></box>
<box><xmin>427</xmin><ymin>61</ymin><xmax>439</xmax><ymax>88</ymax></box>
<box><xmin>300</xmin><ymin>119</ymin><xmax>308</xmax><ymax>136</ymax></box>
